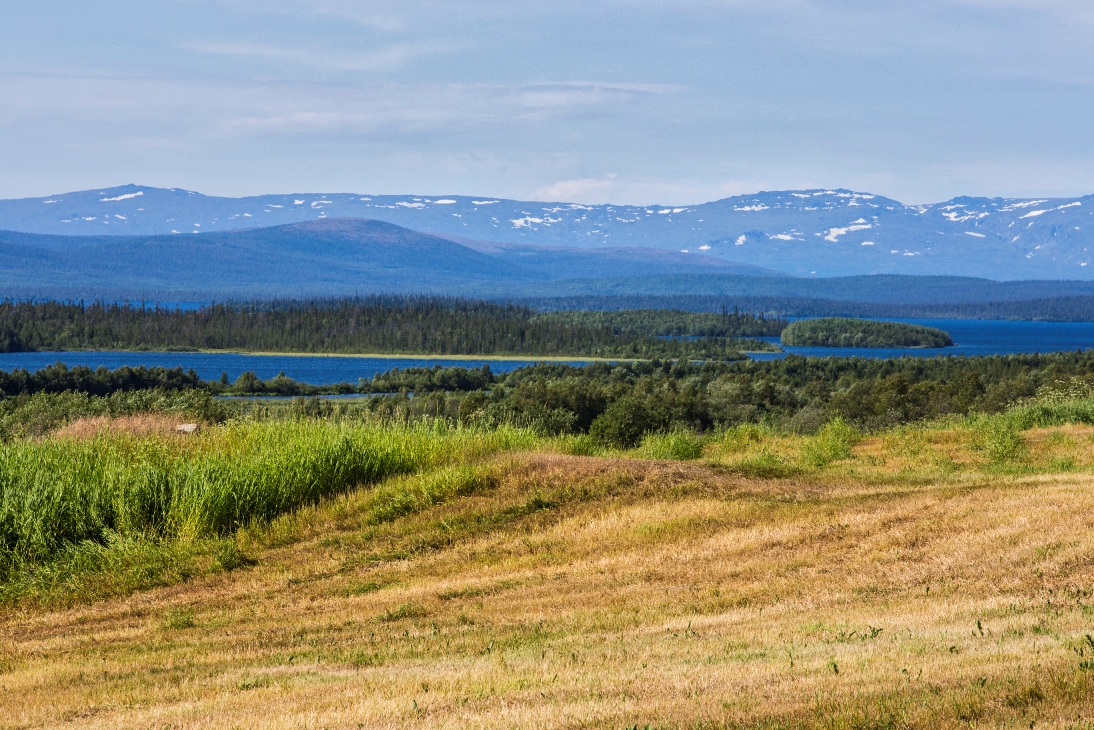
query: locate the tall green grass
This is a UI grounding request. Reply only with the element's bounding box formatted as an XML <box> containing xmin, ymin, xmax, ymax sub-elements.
<box><xmin>962</xmin><ymin>396</ymin><xmax>1094</xmax><ymax>468</ymax></box>
<box><xmin>800</xmin><ymin>418</ymin><xmax>861</xmax><ymax>468</ymax></box>
<box><xmin>638</xmin><ymin>429</ymin><xmax>705</xmax><ymax>460</ymax></box>
<box><xmin>0</xmin><ymin>420</ymin><xmax>534</xmax><ymax>570</ymax></box>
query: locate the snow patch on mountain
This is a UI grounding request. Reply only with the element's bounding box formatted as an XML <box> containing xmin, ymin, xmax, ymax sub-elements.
<box><xmin>100</xmin><ymin>192</ymin><xmax>143</xmax><ymax>202</ymax></box>
<box><xmin>3</xmin><ymin>185</ymin><xmax>1094</xmax><ymax>280</ymax></box>
<box><xmin>824</xmin><ymin>221</ymin><xmax>872</xmax><ymax>242</ymax></box>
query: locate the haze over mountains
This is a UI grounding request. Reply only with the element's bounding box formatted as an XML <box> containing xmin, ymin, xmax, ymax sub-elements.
<box><xmin>0</xmin><ymin>219</ymin><xmax>762</xmax><ymax>300</ymax></box>
<box><xmin>2</xmin><ymin>185</ymin><xmax>1092</xmax><ymax>280</ymax></box>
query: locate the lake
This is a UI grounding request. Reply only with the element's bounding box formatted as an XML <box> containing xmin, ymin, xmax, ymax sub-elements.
<box><xmin>748</xmin><ymin>318</ymin><xmax>1094</xmax><ymax>361</ymax></box>
<box><xmin>3</xmin><ymin>319</ymin><xmax>1094</xmax><ymax>384</ymax></box>
<box><xmin>0</xmin><ymin>352</ymin><xmax>557</xmax><ymax>385</ymax></box>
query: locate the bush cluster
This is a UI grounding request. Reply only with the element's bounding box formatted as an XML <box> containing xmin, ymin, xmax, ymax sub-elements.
<box><xmin>345</xmin><ymin>351</ymin><xmax>1094</xmax><ymax>444</ymax></box>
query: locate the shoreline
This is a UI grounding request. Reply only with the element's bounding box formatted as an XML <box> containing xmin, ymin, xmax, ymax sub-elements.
<box><xmin>16</xmin><ymin>349</ymin><xmax>630</xmax><ymax>362</ymax></box>
<box><xmin>5</xmin><ymin>347</ymin><xmax>777</xmax><ymax>362</ymax></box>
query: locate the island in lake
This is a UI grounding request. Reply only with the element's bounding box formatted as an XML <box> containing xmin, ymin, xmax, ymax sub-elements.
<box><xmin>780</xmin><ymin>318</ymin><xmax>954</xmax><ymax>348</ymax></box>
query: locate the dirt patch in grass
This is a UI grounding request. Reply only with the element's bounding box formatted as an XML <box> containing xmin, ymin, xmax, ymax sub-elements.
<box><xmin>51</xmin><ymin>413</ymin><xmax>201</xmax><ymax>440</ymax></box>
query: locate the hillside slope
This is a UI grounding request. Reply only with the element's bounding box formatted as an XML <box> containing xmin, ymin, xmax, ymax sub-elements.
<box><xmin>6</xmin><ymin>429</ymin><xmax>1094</xmax><ymax>728</ymax></box>
<box><xmin>2</xmin><ymin>184</ymin><xmax>1092</xmax><ymax>279</ymax></box>
<box><xmin>469</xmin><ymin>273</ymin><xmax>1094</xmax><ymax>303</ymax></box>
<box><xmin>0</xmin><ymin>219</ymin><xmax>764</xmax><ymax>299</ymax></box>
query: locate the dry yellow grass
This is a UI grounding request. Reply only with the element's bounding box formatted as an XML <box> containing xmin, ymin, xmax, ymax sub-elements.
<box><xmin>52</xmin><ymin>414</ymin><xmax>200</xmax><ymax>440</ymax></box>
<box><xmin>4</xmin><ymin>425</ymin><xmax>1094</xmax><ymax>728</ymax></box>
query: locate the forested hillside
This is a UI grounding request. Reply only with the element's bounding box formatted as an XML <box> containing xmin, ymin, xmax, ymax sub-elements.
<box><xmin>0</xmin><ymin>298</ymin><xmax>777</xmax><ymax>359</ymax></box>
<box><xmin>536</xmin><ymin>308</ymin><xmax>787</xmax><ymax>337</ymax></box>
<box><xmin>501</xmin><ymin>274</ymin><xmax>1094</xmax><ymax>305</ymax></box>
<box><xmin>527</xmin><ymin>294</ymin><xmax>1094</xmax><ymax>321</ymax></box>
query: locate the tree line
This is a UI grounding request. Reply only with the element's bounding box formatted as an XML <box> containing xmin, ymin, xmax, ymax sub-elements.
<box><xmin>7</xmin><ymin>348</ymin><xmax>1093</xmax><ymax>446</ymax></box>
<box><xmin>365</xmin><ymin>352</ymin><xmax>1094</xmax><ymax>443</ymax></box>
<box><xmin>525</xmin><ymin>294</ymin><xmax>1094</xmax><ymax>322</ymax></box>
<box><xmin>536</xmin><ymin>307</ymin><xmax>786</xmax><ymax>337</ymax></box>
<box><xmin>0</xmin><ymin>298</ymin><xmax>777</xmax><ymax>359</ymax></box>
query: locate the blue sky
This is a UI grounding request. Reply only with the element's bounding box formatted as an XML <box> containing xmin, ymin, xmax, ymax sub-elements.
<box><xmin>1</xmin><ymin>1</ymin><xmax>1092</xmax><ymax>204</ymax></box>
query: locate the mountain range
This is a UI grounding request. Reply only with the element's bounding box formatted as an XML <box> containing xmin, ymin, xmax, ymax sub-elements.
<box><xmin>0</xmin><ymin>219</ymin><xmax>761</xmax><ymax>300</ymax></box>
<box><xmin>1</xmin><ymin>185</ymin><xmax>1091</xmax><ymax>280</ymax></box>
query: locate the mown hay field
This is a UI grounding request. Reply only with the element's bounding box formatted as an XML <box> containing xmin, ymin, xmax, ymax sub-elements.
<box><xmin>3</xmin><ymin>412</ymin><xmax>1094</xmax><ymax>728</ymax></box>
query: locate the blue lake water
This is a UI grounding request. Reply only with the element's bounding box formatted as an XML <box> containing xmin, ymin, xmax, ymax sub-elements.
<box><xmin>749</xmin><ymin>318</ymin><xmax>1094</xmax><ymax>361</ymax></box>
<box><xmin>2</xmin><ymin>319</ymin><xmax>1094</xmax><ymax>384</ymax></box>
<box><xmin>0</xmin><ymin>352</ymin><xmax>554</xmax><ymax>385</ymax></box>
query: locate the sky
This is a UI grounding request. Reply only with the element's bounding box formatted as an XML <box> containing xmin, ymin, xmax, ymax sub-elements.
<box><xmin>1</xmin><ymin>1</ymin><xmax>1092</xmax><ymax>205</ymax></box>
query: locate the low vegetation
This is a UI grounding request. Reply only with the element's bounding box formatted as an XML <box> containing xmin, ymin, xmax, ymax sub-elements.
<box><xmin>353</xmin><ymin>351</ymin><xmax>1094</xmax><ymax>438</ymax></box>
<box><xmin>10</xmin><ymin>349</ymin><xmax>1094</xmax><ymax>440</ymax></box>
<box><xmin>0</xmin><ymin>418</ymin><xmax>533</xmax><ymax>598</ymax></box>
<box><xmin>781</xmin><ymin>316</ymin><xmax>954</xmax><ymax>348</ymax></box>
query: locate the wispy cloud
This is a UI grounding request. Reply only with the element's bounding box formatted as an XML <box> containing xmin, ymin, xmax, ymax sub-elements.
<box><xmin>2</xmin><ymin>0</ymin><xmax>1093</xmax><ymax>201</ymax></box>
<box><xmin>180</xmin><ymin>39</ymin><xmax>453</xmax><ymax>72</ymax></box>
<box><xmin>218</xmin><ymin>81</ymin><xmax>685</xmax><ymax>135</ymax></box>
<box><xmin>202</xmin><ymin>0</ymin><xmax>410</xmax><ymax>33</ymax></box>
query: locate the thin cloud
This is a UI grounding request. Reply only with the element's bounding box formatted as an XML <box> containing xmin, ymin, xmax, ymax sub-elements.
<box><xmin>218</xmin><ymin>81</ymin><xmax>681</xmax><ymax>135</ymax></box>
<box><xmin>180</xmin><ymin>40</ymin><xmax>452</xmax><ymax>72</ymax></box>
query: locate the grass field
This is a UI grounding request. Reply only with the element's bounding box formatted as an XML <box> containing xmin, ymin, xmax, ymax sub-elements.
<box><xmin>4</xmin><ymin>407</ymin><xmax>1094</xmax><ymax>727</ymax></box>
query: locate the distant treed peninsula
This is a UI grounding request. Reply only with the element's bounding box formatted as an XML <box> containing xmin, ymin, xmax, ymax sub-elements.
<box><xmin>781</xmin><ymin>318</ymin><xmax>954</xmax><ymax>348</ymax></box>
<box><xmin>0</xmin><ymin>298</ymin><xmax>781</xmax><ymax>359</ymax></box>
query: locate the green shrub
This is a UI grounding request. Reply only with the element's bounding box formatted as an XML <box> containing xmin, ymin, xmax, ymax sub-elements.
<box><xmin>713</xmin><ymin>423</ymin><xmax>774</xmax><ymax>453</ymax></box>
<box><xmin>1003</xmin><ymin>397</ymin><xmax>1094</xmax><ymax>431</ymax></box>
<box><xmin>801</xmin><ymin>418</ymin><xmax>861</xmax><ymax>468</ymax></box>
<box><xmin>723</xmin><ymin>447</ymin><xmax>796</xmax><ymax>479</ymax></box>
<box><xmin>968</xmin><ymin>418</ymin><xmax>1028</xmax><ymax>465</ymax></box>
<box><xmin>589</xmin><ymin>396</ymin><xmax>668</xmax><ymax>447</ymax></box>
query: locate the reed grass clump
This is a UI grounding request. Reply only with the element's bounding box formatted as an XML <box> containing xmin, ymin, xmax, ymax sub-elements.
<box><xmin>1003</xmin><ymin>396</ymin><xmax>1094</xmax><ymax>431</ymax></box>
<box><xmin>800</xmin><ymin>418</ymin><xmax>861</xmax><ymax>467</ymax></box>
<box><xmin>0</xmin><ymin>420</ymin><xmax>534</xmax><ymax>569</ymax></box>
<box><xmin>638</xmin><ymin>429</ymin><xmax>705</xmax><ymax>460</ymax></box>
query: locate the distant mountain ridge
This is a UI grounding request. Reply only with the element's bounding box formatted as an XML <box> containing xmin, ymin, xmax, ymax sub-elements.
<box><xmin>0</xmin><ymin>218</ymin><xmax>763</xmax><ymax>300</ymax></box>
<box><xmin>462</xmin><ymin>274</ymin><xmax>1094</xmax><ymax>304</ymax></box>
<box><xmin>1</xmin><ymin>184</ymin><xmax>1091</xmax><ymax>280</ymax></box>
